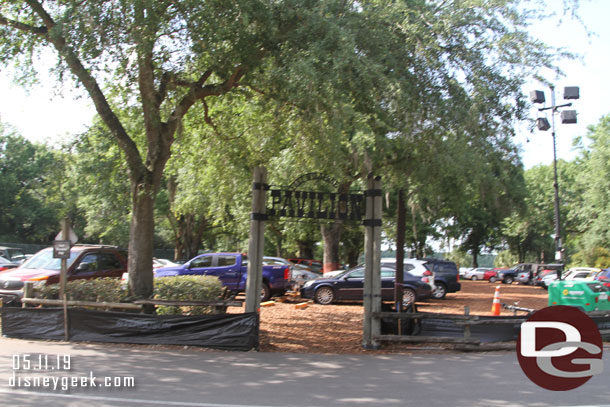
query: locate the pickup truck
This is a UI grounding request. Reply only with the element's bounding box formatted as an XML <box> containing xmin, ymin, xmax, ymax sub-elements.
<box><xmin>154</xmin><ymin>253</ymin><xmax>291</xmax><ymax>302</ymax></box>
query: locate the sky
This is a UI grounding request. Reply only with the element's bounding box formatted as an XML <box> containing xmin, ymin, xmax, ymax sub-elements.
<box><xmin>0</xmin><ymin>1</ymin><xmax>609</xmax><ymax>169</ymax></box>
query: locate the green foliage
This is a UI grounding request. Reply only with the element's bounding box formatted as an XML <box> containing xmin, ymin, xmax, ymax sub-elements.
<box><xmin>495</xmin><ymin>250</ymin><xmax>519</xmax><ymax>268</ymax></box>
<box><xmin>0</xmin><ymin>126</ymin><xmax>63</xmax><ymax>242</ymax></box>
<box><xmin>569</xmin><ymin>247</ymin><xmax>610</xmax><ymax>269</ymax></box>
<box><xmin>36</xmin><ymin>278</ymin><xmax>131</xmax><ymax>303</ymax></box>
<box><xmin>576</xmin><ymin>115</ymin><xmax>610</xmax><ymax>251</ymax></box>
<box><xmin>153</xmin><ymin>276</ymin><xmax>223</xmax><ymax>315</ymax></box>
<box><xmin>36</xmin><ymin>276</ymin><xmax>223</xmax><ymax>315</ymax></box>
<box><xmin>444</xmin><ymin>250</ymin><xmax>474</xmax><ymax>270</ymax></box>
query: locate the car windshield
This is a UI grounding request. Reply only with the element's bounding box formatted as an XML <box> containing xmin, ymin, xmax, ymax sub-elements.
<box><xmin>20</xmin><ymin>249</ymin><xmax>80</xmax><ymax>271</ymax></box>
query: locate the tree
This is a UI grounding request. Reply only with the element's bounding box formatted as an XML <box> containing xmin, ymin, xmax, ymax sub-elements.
<box><xmin>0</xmin><ymin>0</ymin><xmax>580</xmax><ymax>298</ymax></box>
<box><xmin>576</xmin><ymin>115</ymin><xmax>610</xmax><ymax>249</ymax></box>
<box><xmin>0</xmin><ymin>124</ymin><xmax>61</xmax><ymax>242</ymax></box>
<box><xmin>0</xmin><ymin>1</ymin><xmax>391</xmax><ymax>298</ymax></box>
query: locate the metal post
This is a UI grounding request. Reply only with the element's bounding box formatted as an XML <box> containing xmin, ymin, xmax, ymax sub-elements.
<box><xmin>550</xmin><ymin>87</ymin><xmax>562</xmax><ymax>261</ymax></box>
<box><xmin>59</xmin><ymin>217</ymin><xmax>70</xmax><ymax>299</ymax></box>
<box><xmin>245</xmin><ymin>167</ymin><xmax>267</xmax><ymax>313</ymax></box>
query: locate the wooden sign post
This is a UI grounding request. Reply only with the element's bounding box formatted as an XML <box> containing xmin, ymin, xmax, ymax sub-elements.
<box><xmin>362</xmin><ymin>174</ymin><xmax>382</xmax><ymax>349</ymax></box>
<box><xmin>245</xmin><ymin>167</ymin><xmax>268</xmax><ymax>314</ymax></box>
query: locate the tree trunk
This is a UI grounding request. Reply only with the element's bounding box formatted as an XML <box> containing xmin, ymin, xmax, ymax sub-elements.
<box><xmin>128</xmin><ymin>179</ymin><xmax>155</xmax><ymax>300</ymax></box>
<box><xmin>321</xmin><ymin>221</ymin><xmax>342</xmax><ymax>272</ymax></box>
<box><xmin>297</xmin><ymin>240</ymin><xmax>316</xmax><ymax>259</ymax></box>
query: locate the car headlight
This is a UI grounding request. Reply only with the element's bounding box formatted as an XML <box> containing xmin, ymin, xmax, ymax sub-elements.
<box><xmin>303</xmin><ymin>280</ymin><xmax>315</xmax><ymax>288</ymax></box>
<box><xmin>27</xmin><ymin>276</ymin><xmax>49</xmax><ymax>288</ymax></box>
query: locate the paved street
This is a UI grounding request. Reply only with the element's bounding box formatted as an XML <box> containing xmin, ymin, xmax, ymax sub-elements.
<box><xmin>1</xmin><ymin>337</ymin><xmax>609</xmax><ymax>407</ymax></box>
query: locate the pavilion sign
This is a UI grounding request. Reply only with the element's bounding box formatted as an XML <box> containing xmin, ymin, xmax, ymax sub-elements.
<box><xmin>266</xmin><ymin>189</ymin><xmax>364</xmax><ymax>221</ymax></box>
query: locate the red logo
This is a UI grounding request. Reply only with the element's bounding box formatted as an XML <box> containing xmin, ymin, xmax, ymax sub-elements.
<box><xmin>517</xmin><ymin>306</ymin><xmax>603</xmax><ymax>391</ymax></box>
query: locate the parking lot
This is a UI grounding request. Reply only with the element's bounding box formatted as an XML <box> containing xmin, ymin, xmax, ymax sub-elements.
<box><xmin>255</xmin><ymin>280</ymin><xmax>549</xmax><ymax>353</ymax></box>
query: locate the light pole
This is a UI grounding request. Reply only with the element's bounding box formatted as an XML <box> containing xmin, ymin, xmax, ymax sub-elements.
<box><xmin>530</xmin><ymin>85</ymin><xmax>579</xmax><ymax>262</ymax></box>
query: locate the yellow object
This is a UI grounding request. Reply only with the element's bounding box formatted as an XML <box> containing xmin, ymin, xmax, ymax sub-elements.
<box><xmin>295</xmin><ymin>302</ymin><xmax>309</xmax><ymax>310</ymax></box>
<box><xmin>260</xmin><ymin>301</ymin><xmax>276</xmax><ymax>307</ymax></box>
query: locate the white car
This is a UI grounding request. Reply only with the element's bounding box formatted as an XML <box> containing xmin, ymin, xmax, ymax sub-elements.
<box><xmin>563</xmin><ymin>267</ymin><xmax>600</xmax><ymax>281</ymax></box>
<box><xmin>380</xmin><ymin>258</ymin><xmax>436</xmax><ymax>292</ymax></box>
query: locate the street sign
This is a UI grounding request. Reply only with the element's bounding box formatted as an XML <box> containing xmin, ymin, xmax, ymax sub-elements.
<box><xmin>53</xmin><ymin>240</ymin><xmax>72</xmax><ymax>259</ymax></box>
<box><xmin>55</xmin><ymin>226</ymin><xmax>78</xmax><ymax>245</ymax></box>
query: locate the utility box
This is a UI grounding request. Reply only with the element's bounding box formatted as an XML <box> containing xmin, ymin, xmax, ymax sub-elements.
<box><xmin>561</xmin><ymin>110</ymin><xmax>577</xmax><ymax>124</ymax></box>
<box><xmin>548</xmin><ymin>280</ymin><xmax>610</xmax><ymax>312</ymax></box>
<box><xmin>564</xmin><ymin>86</ymin><xmax>580</xmax><ymax>100</ymax></box>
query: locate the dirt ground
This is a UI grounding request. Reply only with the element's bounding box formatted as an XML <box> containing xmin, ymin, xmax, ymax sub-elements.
<box><xmin>251</xmin><ymin>280</ymin><xmax>549</xmax><ymax>353</ymax></box>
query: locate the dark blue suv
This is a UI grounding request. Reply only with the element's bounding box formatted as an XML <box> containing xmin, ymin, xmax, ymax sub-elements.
<box><xmin>422</xmin><ymin>258</ymin><xmax>462</xmax><ymax>299</ymax></box>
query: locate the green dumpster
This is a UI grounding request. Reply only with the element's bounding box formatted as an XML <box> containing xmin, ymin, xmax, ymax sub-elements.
<box><xmin>548</xmin><ymin>280</ymin><xmax>610</xmax><ymax>312</ymax></box>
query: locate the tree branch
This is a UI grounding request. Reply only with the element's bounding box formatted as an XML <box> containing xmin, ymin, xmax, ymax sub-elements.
<box><xmin>21</xmin><ymin>0</ymin><xmax>145</xmax><ymax>179</ymax></box>
<box><xmin>0</xmin><ymin>14</ymin><xmax>47</xmax><ymax>35</ymax></box>
<box><xmin>166</xmin><ymin>66</ymin><xmax>245</xmax><ymax>137</ymax></box>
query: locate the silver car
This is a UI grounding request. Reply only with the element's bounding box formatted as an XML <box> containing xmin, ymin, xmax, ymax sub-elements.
<box><xmin>463</xmin><ymin>267</ymin><xmax>492</xmax><ymax>281</ymax></box>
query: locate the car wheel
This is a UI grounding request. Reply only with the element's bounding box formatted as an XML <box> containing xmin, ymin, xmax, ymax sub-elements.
<box><xmin>471</xmin><ymin>275</ymin><xmax>478</xmax><ymax>281</ymax></box>
<box><xmin>432</xmin><ymin>283</ymin><xmax>447</xmax><ymax>299</ymax></box>
<box><xmin>503</xmin><ymin>276</ymin><xmax>514</xmax><ymax>284</ymax></box>
<box><xmin>260</xmin><ymin>283</ymin><xmax>271</xmax><ymax>302</ymax></box>
<box><xmin>314</xmin><ymin>286</ymin><xmax>335</xmax><ymax>305</ymax></box>
<box><xmin>489</xmin><ymin>276</ymin><xmax>497</xmax><ymax>283</ymax></box>
<box><xmin>402</xmin><ymin>288</ymin><xmax>416</xmax><ymax>306</ymax></box>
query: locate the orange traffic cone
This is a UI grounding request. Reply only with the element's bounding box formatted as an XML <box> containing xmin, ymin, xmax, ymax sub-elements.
<box><xmin>491</xmin><ymin>285</ymin><xmax>502</xmax><ymax>316</ymax></box>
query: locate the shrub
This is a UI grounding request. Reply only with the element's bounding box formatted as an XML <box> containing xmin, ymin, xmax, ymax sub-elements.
<box><xmin>35</xmin><ymin>275</ymin><xmax>224</xmax><ymax>315</ymax></box>
<box><xmin>153</xmin><ymin>275</ymin><xmax>223</xmax><ymax>315</ymax></box>
<box><xmin>36</xmin><ymin>278</ymin><xmax>131</xmax><ymax>303</ymax></box>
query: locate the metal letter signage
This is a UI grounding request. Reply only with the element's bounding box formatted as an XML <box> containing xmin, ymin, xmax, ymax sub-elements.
<box><xmin>267</xmin><ymin>189</ymin><xmax>364</xmax><ymax>221</ymax></box>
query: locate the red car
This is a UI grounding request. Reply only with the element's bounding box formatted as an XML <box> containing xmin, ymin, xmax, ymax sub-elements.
<box><xmin>485</xmin><ymin>267</ymin><xmax>508</xmax><ymax>283</ymax></box>
<box><xmin>0</xmin><ymin>245</ymin><xmax>127</xmax><ymax>305</ymax></box>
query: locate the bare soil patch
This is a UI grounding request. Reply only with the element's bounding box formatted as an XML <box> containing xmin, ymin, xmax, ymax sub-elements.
<box><xmin>253</xmin><ymin>280</ymin><xmax>549</xmax><ymax>353</ymax></box>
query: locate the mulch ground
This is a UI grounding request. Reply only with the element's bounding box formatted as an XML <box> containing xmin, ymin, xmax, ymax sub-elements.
<box><xmin>250</xmin><ymin>280</ymin><xmax>549</xmax><ymax>353</ymax></box>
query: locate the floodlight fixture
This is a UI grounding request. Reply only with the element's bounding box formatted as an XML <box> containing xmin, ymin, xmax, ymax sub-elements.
<box><xmin>563</xmin><ymin>86</ymin><xmax>580</xmax><ymax>100</ymax></box>
<box><xmin>561</xmin><ymin>110</ymin><xmax>577</xmax><ymax>124</ymax></box>
<box><xmin>536</xmin><ymin>117</ymin><xmax>551</xmax><ymax>131</ymax></box>
<box><xmin>530</xmin><ymin>90</ymin><xmax>545</xmax><ymax>104</ymax></box>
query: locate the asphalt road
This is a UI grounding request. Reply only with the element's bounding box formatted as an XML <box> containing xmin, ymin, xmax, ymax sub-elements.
<box><xmin>1</xmin><ymin>337</ymin><xmax>609</xmax><ymax>407</ymax></box>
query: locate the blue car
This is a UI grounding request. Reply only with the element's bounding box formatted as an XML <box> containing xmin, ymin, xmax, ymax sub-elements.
<box><xmin>300</xmin><ymin>265</ymin><xmax>432</xmax><ymax>305</ymax></box>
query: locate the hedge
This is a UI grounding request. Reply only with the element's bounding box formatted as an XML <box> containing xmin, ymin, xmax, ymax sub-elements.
<box><xmin>35</xmin><ymin>276</ymin><xmax>224</xmax><ymax>315</ymax></box>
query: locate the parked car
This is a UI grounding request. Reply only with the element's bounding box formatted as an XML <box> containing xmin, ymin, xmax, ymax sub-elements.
<box><xmin>263</xmin><ymin>256</ymin><xmax>321</xmax><ymax>290</ymax></box>
<box><xmin>485</xmin><ymin>267</ymin><xmax>508</xmax><ymax>283</ymax></box>
<box><xmin>512</xmin><ymin>263</ymin><xmax>564</xmax><ymax>285</ymax></box>
<box><xmin>463</xmin><ymin>267</ymin><xmax>492</xmax><ymax>281</ymax></box>
<box><xmin>153</xmin><ymin>258</ymin><xmax>179</xmax><ymax>269</ymax></box>
<box><xmin>380</xmin><ymin>258</ymin><xmax>436</xmax><ymax>292</ymax></box>
<box><xmin>154</xmin><ymin>252</ymin><xmax>292</xmax><ymax>301</ymax></box>
<box><xmin>0</xmin><ymin>246</ymin><xmax>26</xmax><ymax>263</ymax></box>
<box><xmin>595</xmin><ymin>268</ymin><xmax>610</xmax><ymax>288</ymax></box>
<box><xmin>0</xmin><ymin>256</ymin><xmax>21</xmax><ymax>272</ymax></box>
<box><xmin>539</xmin><ymin>272</ymin><xmax>558</xmax><ymax>289</ymax></box>
<box><xmin>287</xmin><ymin>258</ymin><xmax>323</xmax><ymax>273</ymax></box>
<box><xmin>423</xmin><ymin>258</ymin><xmax>461</xmax><ymax>299</ymax></box>
<box><xmin>300</xmin><ymin>265</ymin><xmax>432</xmax><ymax>305</ymax></box>
<box><xmin>0</xmin><ymin>245</ymin><xmax>127</xmax><ymax>305</ymax></box>
<box><xmin>533</xmin><ymin>269</ymin><xmax>561</xmax><ymax>287</ymax></box>
<box><xmin>563</xmin><ymin>267</ymin><xmax>601</xmax><ymax>281</ymax></box>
